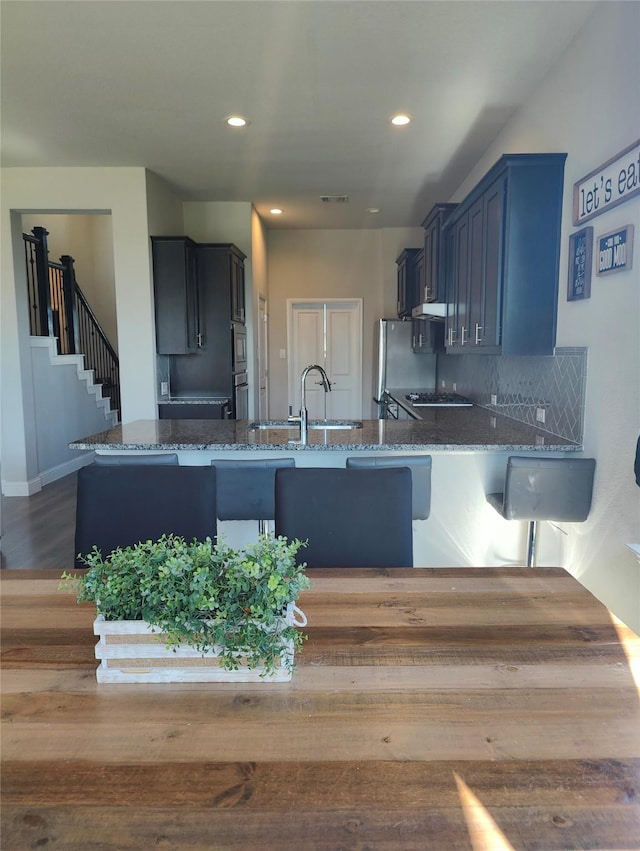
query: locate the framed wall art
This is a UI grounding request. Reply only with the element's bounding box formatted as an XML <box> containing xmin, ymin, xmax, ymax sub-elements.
<box><xmin>596</xmin><ymin>225</ymin><xmax>634</xmax><ymax>276</ymax></box>
<box><xmin>567</xmin><ymin>226</ymin><xmax>593</xmax><ymax>301</ymax></box>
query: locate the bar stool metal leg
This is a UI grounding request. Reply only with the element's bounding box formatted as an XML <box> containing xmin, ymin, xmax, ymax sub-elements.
<box><xmin>526</xmin><ymin>520</ymin><xmax>537</xmax><ymax>567</ymax></box>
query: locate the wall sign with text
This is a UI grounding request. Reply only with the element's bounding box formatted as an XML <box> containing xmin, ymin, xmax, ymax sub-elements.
<box><xmin>573</xmin><ymin>139</ymin><xmax>640</xmax><ymax>226</ymax></box>
<box><xmin>597</xmin><ymin>225</ymin><xmax>634</xmax><ymax>276</ymax></box>
<box><xmin>567</xmin><ymin>227</ymin><xmax>593</xmax><ymax>301</ymax></box>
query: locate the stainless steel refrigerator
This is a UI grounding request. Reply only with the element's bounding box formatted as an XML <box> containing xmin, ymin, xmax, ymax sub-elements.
<box><xmin>375</xmin><ymin>319</ymin><xmax>437</xmax><ymax>416</ymax></box>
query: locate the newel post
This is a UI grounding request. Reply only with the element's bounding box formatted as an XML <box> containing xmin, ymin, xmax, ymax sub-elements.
<box><xmin>32</xmin><ymin>227</ymin><xmax>54</xmax><ymax>338</ymax></box>
<box><xmin>60</xmin><ymin>255</ymin><xmax>80</xmax><ymax>355</ymax></box>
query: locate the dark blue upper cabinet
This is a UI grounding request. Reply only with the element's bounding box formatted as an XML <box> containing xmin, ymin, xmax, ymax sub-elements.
<box><xmin>444</xmin><ymin>153</ymin><xmax>567</xmax><ymax>355</ymax></box>
<box><xmin>422</xmin><ymin>203</ymin><xmax>457</xmax><ymax>304</ymax></box>
<box><xmin>151</xmin><ymin>236</ymin><xmax>200</xmax><ymax>355</ymax></box>
<box><xmin>396</xmin><ymin>248</ymin><xmax>423</xmax><ymax>318</ymax></box>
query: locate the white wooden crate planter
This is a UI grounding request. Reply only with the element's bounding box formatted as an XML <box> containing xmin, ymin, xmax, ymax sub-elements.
<box><xmin>93</xmin><ymin>603</ymin><xmax>306</xmax><ymax>684</ymax></box>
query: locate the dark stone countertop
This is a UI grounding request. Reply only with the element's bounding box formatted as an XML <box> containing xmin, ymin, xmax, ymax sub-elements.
<box><xmin>69</xmin><ymin>410</ymin><xmax>581</xmax><ymax>452</ymax></box>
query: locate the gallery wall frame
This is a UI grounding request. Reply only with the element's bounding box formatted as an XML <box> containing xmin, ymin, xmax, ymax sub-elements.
<box><xmin>596</xmin><ymin>224</ymin><xmax>634</xmax><ymax>277</ymax></box>
<box><xmin>573</xmin><ymin>138</ymin><xmax>640</xmax><ymax>226</ymax></box>
<box><xmin>567</xmin><ymin>226</ymin><xmax>593</xmax><ymax>302</ymax></box>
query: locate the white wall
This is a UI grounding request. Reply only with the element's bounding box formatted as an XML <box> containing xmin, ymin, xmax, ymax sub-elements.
<box><xmin>30</xmin><ymin>338</ymin><xmax>115</xmax><ymax>484</ymax></box>
<box><xmin>266</xmin><ymin>227</ymin><xmax>422</xmax><ymax>418</ymax></box>
<box><xmin>448</xmin><ymin>1</ymin><xmax>640</xmax><ymax>629</ymax></box>
<box><xmin>146</xmin><ymin>171</ymin><xmax>184</xmax><ymax>236</ymax></box>
<box><xmin>1</xmin><ymin>167</ymin><xmax>157</xmax><ymax>494</ymax></box>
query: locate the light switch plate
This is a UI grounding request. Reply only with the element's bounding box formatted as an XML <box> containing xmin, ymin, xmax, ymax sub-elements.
<box><xmin>160</xmin><ymin>381</ymin><xmax>169</xmax><ymax>395</ymax></box>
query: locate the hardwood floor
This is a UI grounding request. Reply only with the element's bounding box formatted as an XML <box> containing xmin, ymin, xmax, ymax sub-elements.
<box><xmin>0</xmin><ymin>473</ymin><xmax>77</xmax><ymax>569</ymax></box>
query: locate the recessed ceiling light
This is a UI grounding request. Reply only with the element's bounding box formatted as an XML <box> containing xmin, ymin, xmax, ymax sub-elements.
<box><xmin>391</xmin><ymin>114</ymin><xmax>411</xmax><ymax>126</ymax></box>
<box><xmin>225</xmin><ymin>115</ymin><xmax>249</xmax><ymax>127</ymax></box>
<box><xmin>270</xmin><ymin>208</ymin><xmax>283</xmax><ymax>215</ymax></box>
<box><xmin>366</xmin><ymin>207</ymin><xmax>381</xmax><ymax>214</ymax></box>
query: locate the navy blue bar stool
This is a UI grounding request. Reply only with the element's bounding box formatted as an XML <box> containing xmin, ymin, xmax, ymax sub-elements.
<box><xmin>487</xmin><ymin>456</ymin><xmax>596</xmax><ymax>567</ymax></box>
<box><xmin>75</xmin><ymin>464</ymin><xmax>217</xmax><ymax>567</ymax></box>
<box><xmin>274</xmin><ymin>466</ymin><xmax>413</xmax><ymax>568</ymax></box>
<box><xmin>211</xmin><ymin>458</ymin><xmax>295</xmax><ymax>535</ymax></box>
<box><xmin>346</xmin><ymin>454</ymin><xmax>432</xmax><ymax>520</ymax></box>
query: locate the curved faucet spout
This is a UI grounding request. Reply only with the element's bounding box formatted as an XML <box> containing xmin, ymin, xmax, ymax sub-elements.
<box><xmin>302</xmin><ymin>364</ymin><xmax>332</xmax><ymax>394</ymax></box>
<box><xmin>290</xmin><ymin>364</ymin><xmax>332</xmax><ymax>444</ymax></box>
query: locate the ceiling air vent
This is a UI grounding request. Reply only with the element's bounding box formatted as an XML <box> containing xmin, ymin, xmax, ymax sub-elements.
<box><xmin>320</xmin><ymin>195</ymin><xmax>349</xmax><ymax>203</ymax></box>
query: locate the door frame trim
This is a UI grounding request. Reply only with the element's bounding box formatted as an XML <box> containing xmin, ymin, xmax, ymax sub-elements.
<box><xmin>286</xmin><ymin>298</ymin><xmax>363</xmax><ymax>417</ymax></box>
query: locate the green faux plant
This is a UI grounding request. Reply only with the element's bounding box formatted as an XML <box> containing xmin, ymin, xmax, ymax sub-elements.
<box><xmin>61</xmin><ymin>534</ymin><xmax>310</xmax><ymax>676</ymax></box>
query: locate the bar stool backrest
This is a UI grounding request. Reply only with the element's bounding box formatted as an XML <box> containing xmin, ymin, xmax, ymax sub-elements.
<box><xmin>274</xmin><ymin>466</ymin><xmax>413</xmax><ymax>568</ymax></box>
<box><xmin>74</xmin><ymin>464</ymin><xmax>217</xmax><ymax>567</ymax></box>
<box><xmin>501</xmin><ymin>456</ymin><xmax>596</xmax><ymax>521</ymax></box>
<box><xmin>346</xmin><ymin>454</ymin><xmax>432</xmax><ymax>520</ymax></box>
<box><xmin>211</xmin><ymin>458</ymin><xmax>295</xmax><ymax>521</ymax></box>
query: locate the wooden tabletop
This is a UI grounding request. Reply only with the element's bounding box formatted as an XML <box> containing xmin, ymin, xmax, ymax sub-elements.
<box><xmin>2</xmin><ymin>567</ymin><xmax>639</xmax><ymax>850</ymax></box>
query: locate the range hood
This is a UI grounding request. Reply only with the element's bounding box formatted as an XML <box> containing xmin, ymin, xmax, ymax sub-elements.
<box><xmin>411</xmin><ymin>301</ymin><xmax>446</xmax><ymax>319</ymax></box>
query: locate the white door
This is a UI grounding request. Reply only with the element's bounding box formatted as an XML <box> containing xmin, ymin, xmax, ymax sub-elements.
<box><xmin>288</xmin><ymin>299</ymin><xmax>362</xmax><ymax>419</ymax></box>
<box><xmin>258</xmin><ymin>296</ymin><xmax>268</xmax><ymax>419</ymax></box>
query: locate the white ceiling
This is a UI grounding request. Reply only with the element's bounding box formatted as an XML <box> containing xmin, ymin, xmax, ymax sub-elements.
<box><xmin>1</xmin><ymin>0</ymin><xmax>598</xmax><ymax>229</ymax></box>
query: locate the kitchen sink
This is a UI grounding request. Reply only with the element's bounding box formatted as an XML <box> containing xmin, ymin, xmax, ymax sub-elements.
<box><xmin>249</xmin><ymin>420</ymin><xmax>363</xmax><ymax>430</ymax></box>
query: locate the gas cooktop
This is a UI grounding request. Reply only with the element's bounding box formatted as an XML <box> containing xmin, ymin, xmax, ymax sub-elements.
<box><xmin>406</xmin><ymin>392</ymin><xmax>473</xmax><ymax>407</ymax></box>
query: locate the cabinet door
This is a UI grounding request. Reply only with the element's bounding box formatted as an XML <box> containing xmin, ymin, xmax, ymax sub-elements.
<box><xmin>424</xmin><ymin>217</ymin><xmax>443</xmax><ymax>302</ymax></box>
<box><xmin>397</xmin><ymin>257</ymin><xmax>408</xmax><ymax>317</ymax></box>
<box><xmin>423</xmin><ymin>223</ymin><xmax>435</xmax><ymax>301</ymax></box>
<box><xmin>396</xmin><ymin>249</ymin><xmax>421</xmax><ymax>318</ymax></box>
<box><xmin>447</xmin><ymin>214</ymin><xmax>469</xmax><ymax>349</ymax></box>
<box><xmin>467</xmin><ymin>198</ymin><xmax>484</xmax><ymax>348</ymax></box>
<box><xmin>423</xmin><ymin>204</ymin><xmax>457</xmax><ymax>303</ymax></box>
<box><xmin>152</xmin><ymin>237</ymin><xmax>199</xmax><ymax>355</ymax></box>
<box><xmin>230</xmin><ymin>253</ymin><xmax>245</xmax><ymax>323</ymax></box>
<box><xmin>412</xmin><ymin>318</ymin><xmax>424</xmax><ymax>352</ymax></box>
<box><xmin>478</xmin><ymin>175</ymin><xmax>505</xmax><ymax>349</ymax></box>
<box><xmin>412</xmin><ymin>317</ymin><xmax>444</xmax><ymax>353</ymax></box>
<box><xmin>413</xmin><ymin>249</ymin><xmax>425</xmax><ymax>310</ymax></box>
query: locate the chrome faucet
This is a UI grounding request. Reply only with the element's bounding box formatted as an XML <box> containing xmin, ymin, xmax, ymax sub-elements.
<box><xmin>289</xmin><ymin>364</ymin><xmax>332</xmax><ymax>444</ymax></box>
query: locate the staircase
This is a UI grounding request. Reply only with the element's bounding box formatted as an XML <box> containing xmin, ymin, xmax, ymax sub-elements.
<box><xmin>23</xmin><ymin>226</ymin><xmax>121</xmax><ymax>421</ymax></box>
<box><xmin>31</xmin><ymin>336</ymin><xmax>118</xmax><ymax>428</ymax></box>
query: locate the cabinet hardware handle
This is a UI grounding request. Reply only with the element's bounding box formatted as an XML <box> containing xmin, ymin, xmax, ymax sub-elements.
<box><xmin>461</xmin><ymin>326</ymin><xmax>467</xmax><ymax>345</ymax></box>
<box><xmin>475</xmin><ymin>324</ymin><xmax>483</xmax><ymax>345</ymax></box>
<box><xmin>418</xmin><ymin>333</ymin><xmax>424</xmax><ymax>347</ymax></box>
<box><xmin>197</xmin><ymin>332</ymin><xmax>203</xmax><ymax>347</ymax></box>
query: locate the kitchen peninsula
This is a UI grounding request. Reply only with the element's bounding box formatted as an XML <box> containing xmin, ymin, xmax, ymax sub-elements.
<box><xmin>70</xmin><ymin>410</ymin><xmax>579</xmax><ymax>454</ymax></box>
<box><xmin>71</xmin><ymin>413</ymin><xmax>581</xmax><ymax>568</ymax></box>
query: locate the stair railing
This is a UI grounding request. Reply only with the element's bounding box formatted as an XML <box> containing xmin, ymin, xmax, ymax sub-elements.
<box><xmin>23</xmin><ymin>226</ymin><xmax>121</xmax><ymax>418</ymax></box>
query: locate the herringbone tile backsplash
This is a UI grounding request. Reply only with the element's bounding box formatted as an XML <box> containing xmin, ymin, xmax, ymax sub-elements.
<box><xmin>437</xmin><ymin>348</ymin><xmax>587</xmax><ymax>443</ymax></box>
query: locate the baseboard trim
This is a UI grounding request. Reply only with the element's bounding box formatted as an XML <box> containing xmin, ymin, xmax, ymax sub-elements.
<box><xmin>2</xmin><ymin>453</ymin><xmax>94</xmax><ymax>496</ymax></box>
<box><xmin>40</xmin><ymin>453</ymin><xmax>95</xmax><ymax>487</ymax></box>
<box><xmin>2</xmin><ymin>477</ymin><xmax>42</xmax><ymax>497</ymax></box>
